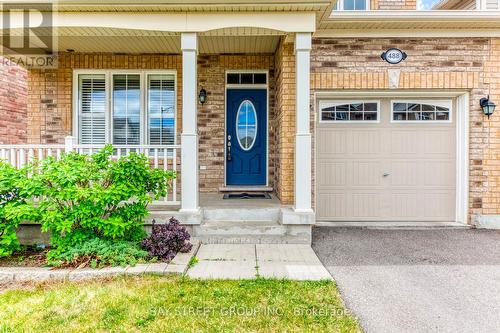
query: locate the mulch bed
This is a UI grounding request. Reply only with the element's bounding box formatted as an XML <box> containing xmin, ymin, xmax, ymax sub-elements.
<box><xmin>0</xmin><ymin>247</ymin><xmax>48</xmax><ymax>267</ymax></box>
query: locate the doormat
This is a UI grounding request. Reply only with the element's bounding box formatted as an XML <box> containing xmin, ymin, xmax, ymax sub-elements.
<box><xmin>223</xmin><ymin>193</ymin><xmax>271</xmax><ymax>200</ymax></box>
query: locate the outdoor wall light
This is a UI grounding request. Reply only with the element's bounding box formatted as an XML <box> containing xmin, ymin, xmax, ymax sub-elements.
<box><xmin>480</xmin><ymin>96</ymin><xmax>496</xmax><ymax>118</ymax></box>
<box><xmin>199</xmin><ymin>88</ymin><xmax>207</xmax><ymax>105</ymax></box>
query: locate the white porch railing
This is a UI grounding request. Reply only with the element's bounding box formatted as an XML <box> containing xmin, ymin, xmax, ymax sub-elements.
<box><xmin>0</xmin><ymin>137</ymin><xmax>180</xmax><ymax>205</ymax></box>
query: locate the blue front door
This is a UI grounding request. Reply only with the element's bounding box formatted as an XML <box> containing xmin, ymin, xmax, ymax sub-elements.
<box><xmin>226</xmin><ymin>89</ymin><xmax>267</xmax><ymax>185</ymax></box>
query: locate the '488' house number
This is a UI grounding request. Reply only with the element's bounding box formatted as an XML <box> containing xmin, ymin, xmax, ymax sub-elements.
<box><xmin>381</xmin><ymin>48</ymin><xmax>407</xmax><ymax>65</ymax></box>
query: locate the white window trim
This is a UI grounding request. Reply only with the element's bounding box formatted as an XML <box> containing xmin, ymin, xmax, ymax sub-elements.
<box><xmin>333</xmin><ymin>0</ymin><xmax>370</xmax><ymax>11</ymax></box>
<box><xmin>318</xmin><ymin>100</ymin><xmax>381</xmax><ymax>124</ymax></box>
<box><xmin>72</xmin><ymin>69</ymin><xmax>177</xmax><ymax>145</ymax></box>
<box><xmin>390</xmin><ymin>99</ymin><xmax>453</xmax><ymax>124</ymax></box>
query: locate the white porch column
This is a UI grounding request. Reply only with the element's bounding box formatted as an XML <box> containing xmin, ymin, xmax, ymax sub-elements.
<box><xmin>180</xmin><ymin>32</ymin><xmax>199</xmax><ymax>212</ymax></box>
<box><xmin>294</xmin><ymin>32</ymin><xmax>313</xmax><ymax>213</ymax></box>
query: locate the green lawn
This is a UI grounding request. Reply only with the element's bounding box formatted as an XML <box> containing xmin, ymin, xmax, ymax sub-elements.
<box><xmin>0</xmin><ymin>275</ymin><xmax>360</xmax><ymax>333</ymax></box>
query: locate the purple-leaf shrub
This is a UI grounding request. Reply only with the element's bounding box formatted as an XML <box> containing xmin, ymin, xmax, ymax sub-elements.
<box><xmin>140</xmin><ymin>217</ymin><xmax>193</xmax><ymax>262</ymax></box>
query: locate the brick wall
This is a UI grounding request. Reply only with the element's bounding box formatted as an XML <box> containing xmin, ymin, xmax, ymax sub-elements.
<box><xmin>274</xmin><ymin>39</ymin><xmax>296</xmax><ymax>204</ymax></box>
<box><xmin>0</xmin><ymin>57</ymin><xmax>27</xmax><ymax>144</ymax></box>
<box><xmin>27</xmin><ymin>54</ymin><xmax>183</xmax><ymax>144</ymax></box>
<box><xmin>197</xmin><ymin>54</ymin><xmax>276</xmax><ymax>192</ymax></box>
<box><xmin>310</xmin><ymin>37</ymin><xmax>500</xmax><ymax>221</ymax></box>
<box><xmin>27</xmin><ymin>53</ymin><xmax>276</xmax><ymax>193</ymax></box>
<box><xmin>481</xmin><ymin>38</ymin><xmax>500</xmax><ymax>215</ymax></box>
<box><xmin>22</xmin><ymin>38</ymin><xmax>500</xmax><ymax>218</ymax></box>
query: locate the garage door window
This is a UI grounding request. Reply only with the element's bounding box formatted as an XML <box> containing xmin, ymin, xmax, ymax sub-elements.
<box><xmin>392</xmin><ymin>101</ymin><xmax>452</xmax><ymax>122</ymax></box>
<box><xmin>319</xmin><ymin>101</ymin><xmax>380</xmax><ymax>123</ymax></box>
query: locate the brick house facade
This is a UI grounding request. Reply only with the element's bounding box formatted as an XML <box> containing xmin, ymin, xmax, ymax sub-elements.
<box><xmin>0</xmin><ymin>57</ymin><xmax>27</xmax><ymax>144</ymax></box>
<box><xmin>1</xmin><ymin>1</ymin><xmax>500</xmax><ymax>232</ymax></box>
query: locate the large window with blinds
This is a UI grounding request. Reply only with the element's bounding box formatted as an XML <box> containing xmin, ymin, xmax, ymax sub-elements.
<box><xmin>75</xmin><ymin>71</ymin><xmax>176</xmax><ymax>145</ymax></box>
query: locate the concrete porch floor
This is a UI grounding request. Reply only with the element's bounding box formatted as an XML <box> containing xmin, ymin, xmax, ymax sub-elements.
<box><xmin>150</xmin><ymin>192</ymin><xmax>285</xmax><ymax>211</ymax></box>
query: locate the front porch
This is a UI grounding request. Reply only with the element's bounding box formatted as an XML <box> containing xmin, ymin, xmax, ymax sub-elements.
<box><xmin>0</xmin><ymin>8</ymin><xmax>319</xmax><ymax>243</ymax></box>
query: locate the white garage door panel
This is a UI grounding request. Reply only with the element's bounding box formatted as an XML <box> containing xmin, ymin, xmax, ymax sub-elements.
<box><xmin>317</xmin><ymin>99</ymin><xmax>456</xmax><ymax>222</ymax></box>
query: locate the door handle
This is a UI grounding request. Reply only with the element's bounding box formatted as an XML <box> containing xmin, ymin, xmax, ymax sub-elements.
<box><xmin>383</xmin><ymin>172</ymin><xmax>390</xmax><ymax>177</ymax></box>
<box><xmin>227</xmin><ymin>135</ymin><xmax>232</xmax><ymax>161</ymax></box>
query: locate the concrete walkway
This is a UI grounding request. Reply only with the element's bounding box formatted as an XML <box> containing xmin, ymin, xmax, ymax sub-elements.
<box><xmin>187</xmin><ymin>244</ymin><xmax>332</xmax><ymax>280</ymax></box>
<box><xmin>313</xmin><ymin>228</ymin><xmax>500</xmax><ymax>333</ymax></box>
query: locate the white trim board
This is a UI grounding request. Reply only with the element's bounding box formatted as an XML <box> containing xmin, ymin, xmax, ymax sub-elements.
<box><xmin>313</xmin><ymin>90</ymin><xmax>470</xmax><ymax>226</ymax></box>
<box><xmin>314</xmin><ymin>29</ymin><xmax>500</xmax><ymax>38</ymax></box>
<box><xmin>315</xmin><ymin>221</ymin><xmax>470</xmax><ymax>229</ymax></box>
<box><xmin>326</xmin><ymin>10</ymin><xmax>500</xmax><ymax>20</ymax></box>
<box><xmin>473</xmin><ymin>215</ymin><xmax>500</xmax><ymax>229</ymax></box>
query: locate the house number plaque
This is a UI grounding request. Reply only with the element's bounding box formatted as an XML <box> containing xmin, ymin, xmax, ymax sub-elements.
<box><xmin>381</xmin><ymin>48</ymin><xmax>407</xmax><ymax>65</ymax></box>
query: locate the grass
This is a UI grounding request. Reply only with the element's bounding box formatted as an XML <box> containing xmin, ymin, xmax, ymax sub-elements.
<box><xmin>0</xmin><ymin>275</ymin><xmax>361</xmax><ymax>333</ymax></box>
<box><xmin>187</xmin><ymin>256</ymin><xmax>199</xmax><ymax>269</ymax></box>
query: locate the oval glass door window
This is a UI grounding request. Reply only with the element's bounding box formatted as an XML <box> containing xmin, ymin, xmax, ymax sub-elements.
<box><xmin>236</xmin><ymin>100</ymin><xmax>257</xmax><ymax>151</ymax></box>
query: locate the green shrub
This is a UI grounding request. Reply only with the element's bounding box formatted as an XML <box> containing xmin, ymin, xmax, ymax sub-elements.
<box><xmin>47</xmin><ymin>238</ymin><xmax>149</xmax><ymax>268</ymax></box>
<box><xmin>0</xmin><ymin>162</ymin><xmax>34</xmax><ymax>257</ymax></box>
<box><xmin>2</xmin><ymin>145</ymin><xmax>175</xmax><ymax>262</ymax></box>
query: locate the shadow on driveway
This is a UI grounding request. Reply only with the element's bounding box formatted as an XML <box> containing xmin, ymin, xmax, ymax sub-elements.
<box><xmin>312</xmin><ymin>228</ymin><xmax>500</xmax><ymax>333</ymax></box>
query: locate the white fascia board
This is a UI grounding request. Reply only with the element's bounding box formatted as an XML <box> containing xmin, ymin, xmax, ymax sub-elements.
<box><xmin>327</xmin><ymin>10</ymin><xmax>500</xmax><ymax>21</ymax></box>
<box><xmin>314</xmin><ymin>28</ymin><xmax>500</xmax><ymax>38</ymax></box>
<box><xmin>2</xmin><ymin>11</ymin><xmax>316</xmax><ymax>33</ymax></box>
<box><xmin>314</xmin><ymin>90</ymin><xmax>470</xmax><ymax>99</ymax></box>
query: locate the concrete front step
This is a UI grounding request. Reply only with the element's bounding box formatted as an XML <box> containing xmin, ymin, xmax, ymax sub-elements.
<box><xmin>193</xmin><ymin>235</ymin><xmax>310</xmax><ymax>244</ymax></box>
<box><xmin>194</xmin><ymin>220</ymin><xmax>286</xmax><ymax>236</ymax></box>
<box><xmin>193</xmin><ymin>222</ymin><xmax>311</xmax><ymax>244</ymax></box>
<box><xmin>202</xmin><ymin>208</ymin><xmax>281</xmax><ymax>223</ymax></box>
<box><xmin>147</xmin><ymin>211</ymin><xmax>178</xmax><ymax>223</ymax></box>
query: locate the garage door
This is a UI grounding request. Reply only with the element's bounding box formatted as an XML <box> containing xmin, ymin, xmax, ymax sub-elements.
<box><xmin>316</xmin><ymin>99</ymin><xmax>456</xmax><ymax>222</ymax></box>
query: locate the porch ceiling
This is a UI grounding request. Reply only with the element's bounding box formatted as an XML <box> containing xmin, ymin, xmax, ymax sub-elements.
<box><xmin>12</xmin><ymin>27</ymin><xmax>282</xmax><ymax>54</ymax></box>
<box><xmin>55</xmin><ymin>35</ymin><xmax>281</xmax><ymax>54</ymax></box>
<box><xmin>44</xmin><ymin>0</ymin><xmax>332</xmax><ymax>12</ymax></box>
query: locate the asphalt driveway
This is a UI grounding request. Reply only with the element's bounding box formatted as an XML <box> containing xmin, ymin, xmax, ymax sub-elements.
<box><xmin>312</xmin><ymin>228</ymin><xmax>500</xmax><ymax>333</ymax></box>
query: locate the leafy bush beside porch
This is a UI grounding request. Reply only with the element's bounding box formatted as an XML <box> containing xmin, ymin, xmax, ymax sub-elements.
<box><xmin>0</xmin><ymin>145</ymin><xmax>181</xmax><ymax>267</ymax></box>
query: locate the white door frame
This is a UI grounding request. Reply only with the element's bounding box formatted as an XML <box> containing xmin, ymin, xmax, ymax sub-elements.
<box><xmin>224</xmin><ymin>70</ymin><xmax>269</xmax><ymax>187</ymax></box>
<box><xmin>313</xmin><ymin>90</ymin><xmax>469</xmax><ymax>225</ymax></box>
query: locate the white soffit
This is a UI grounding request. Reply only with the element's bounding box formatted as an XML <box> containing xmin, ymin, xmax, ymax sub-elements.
<box><xmin>199</xmin><ymin>36</ymin><xmax>280</xmax><ymax>53</ymax></box>
<box><xmin>56</xmin><ymin>35</ymin><xmax>280</xmax><ymax>54</ymax></box>
<box><xmin>12</xmin><ymin>27</ymin><xmax>281</xmax><ymax>53</ymax></box>
<box><xmin>23</xmin><ymin>0</ymin><xmax>332</xmax><ymax>12</ymax></box>
<box><xmin>317</xmin><ymin>10</ymin><xmax>500</xmax><ymax>37</ymax></box>
<box><xmin>14</xmin><ymin>26</ymin><xmax>283</xmax><ymax>53</ymax></box>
